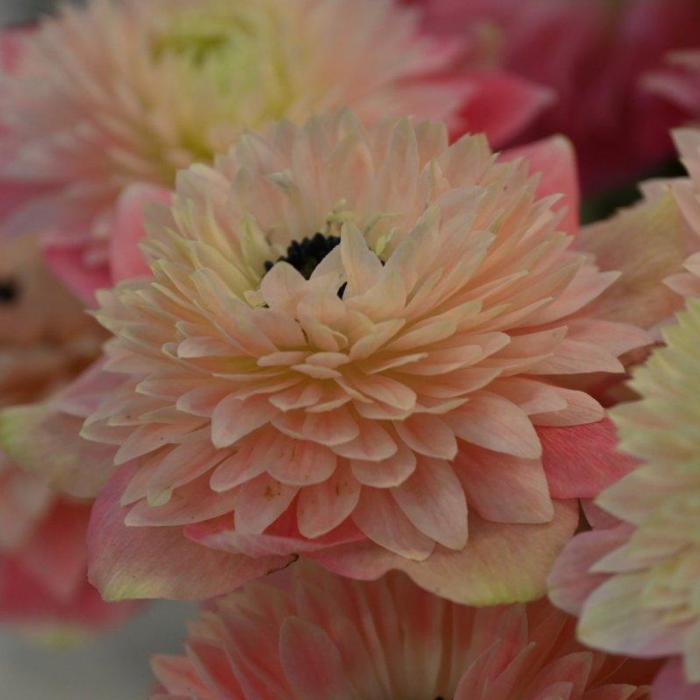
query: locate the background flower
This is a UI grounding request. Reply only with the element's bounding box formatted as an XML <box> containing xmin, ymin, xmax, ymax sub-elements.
<box><xmin>28</xmin><ymin>113</ymin><xmax>651</xmax><ymax>606</ymax></box>
<box><xmin>406</xmin><ymin>0</ymin><xmax>700</xmax><ymax>193</ymax></box>
<box><xmin>574</xmin><ymin>128</ymin><xmax>700</xmax><ymax>337</ymax></box>
<box><xmin>0</xmin><ymin>0</ymin><xmax>549</xmax><ymax>302</ymax></box>
<box><xmin>549</xmin><ymin>299</ymin><xmax>700</xmax><ymax>699</ymax></box>
<box><xmin>0</xmin><ymin>234</ymin><xmax>135</xmax><ymax>632</ymax></box>
<box><xmin>151</xmin><ymin>562</ymin><xmax>655</xmax><ymax>700</ymax></box>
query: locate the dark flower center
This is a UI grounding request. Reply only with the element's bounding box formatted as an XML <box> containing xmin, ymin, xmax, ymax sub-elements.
<box><xmin>264</xmin><ymin>233</ymin><xmax>341</xmax><ymax>280</ymax></box>
<box><xmin>0</xmin><ymin>278</ymin><xmax>19</xmax><ymax>304</ymax></box>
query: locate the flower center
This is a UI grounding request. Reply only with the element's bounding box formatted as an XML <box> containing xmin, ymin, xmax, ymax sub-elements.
<box><xmin>152</xmin><ymin>15</ymin><xmax>235</xmax><ymax>67</ymax></box>
<box><xmin>265</xmin><ymin>233</ymin><xmax>341</xmax><ymax>280</ymax></box>
<box><xmin>0</xmin><ymin>278</ymin><xmax>19</xmax><ymax>304</ymax></box>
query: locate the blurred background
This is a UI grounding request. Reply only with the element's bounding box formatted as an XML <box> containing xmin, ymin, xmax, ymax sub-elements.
<box><xmin>0</xmin><ymin>6</ymin><xmax>194</xmax><ymax>700</ymax></box>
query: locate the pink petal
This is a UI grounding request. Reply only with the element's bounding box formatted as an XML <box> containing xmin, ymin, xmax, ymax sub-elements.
<box><xmin>539</xmin><ymin>419</ymin><xmax>638</xmax><ymax>499</ymax></box>
<box><xmin>461</xmin><ymin>70</ymin><xmax>554</xmax><ymax>148</ymax></box>
<box><xmin>352</xmin><ymin>488</ymin><xmax>435</xmax><ymax>561</ymax></box>
<box><xmin>297</xmin><ymin>465</ymin><xmax>360</xmax><ymax>538</ymax></box>
<box><xmin>501</xmin><ymin>135</ymin><xmax>579</xmax><ymax>235</ymax></box>
<box><xmin>547</xmin><ymin>524</ymin><xmax>632</xmax><ymax>617</ymax></box>
<box><xmin>455</xmin><ymin>446</ymin><xmax>554</xmax><ymax>525</ymax></box>
<box><xmin>88</xmin><ymin>464</ymin><xmax>287</xmax><ymax>600</ymax></box>
<box><xmin>314</xmin><ymin>500</ymin><xmax>579</xmax><ymax>606</ymax></box>
<box><xmin>447</xmin><ymin>392</ymin><xmax>542</xmax><ymax>459</ymax></box>
<box><xmin>279</xmin><ymin>618</ymin><xmax>356</xmax><ymax>700</ymax></box>
<box><xmin>109</xmin><ymin>183</ymin><xmax>171</xmax><ymax>284</ymax></box>
<box><xmin>43</xmin><ymin>242</ymin><xmax>111</xmax><ymax>306</ymax></box>
<box><xmin>652</xmin><ymin>659</ymin><xmax>700</xmax><ymax>700</ymax></box>
<box><xmin>392</xmin><ymin>458</ymin><xmax>468</xmax><ymax>550</ymax></box>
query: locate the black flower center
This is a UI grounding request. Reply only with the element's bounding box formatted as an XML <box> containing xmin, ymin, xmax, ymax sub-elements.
<box><xmin>264</xmin><ymin>233</ymin><xmax>341</xmax><ymax>280</ymax></box>
<box><xmin>0</xmin><ymin>278</ymin><xmax>19</xmax><ymax>304</ymax></box>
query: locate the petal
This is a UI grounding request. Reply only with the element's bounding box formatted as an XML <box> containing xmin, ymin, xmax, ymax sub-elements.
<box><xmin>352</xmin><ymin>488</ymin><xmax>435</xmax><ymax>561</ymax></box>
<box><xmin>350</xmin><ymin>441</ymin><xmax>417</xmax><ymax>488</ymax></box>
<box><xmin>88</xmin><ymin>464</ymin><xmax>286</xmax><ymax>600</ymax></box>
<box><xmin>455</xmin><ymin>446</ymin><xmax>554</xmax><ymax>525</ymax></box>
<box><xmin>233</xmin><ymin>475</ymin><xmax>298</xmax><ymax>534</ymax></box>
<box><xmin>447</xmin><ymin>392</ymin><xmax>542</xmax><ymax>459</ymax></box>
<box><xmin>502</xmin><ymin>135</ymin><xmax>579</xmax><ymax>235</ymax></box>
<box><xmin>547</xmin><ymin>524</ymin><xmax>632</xmax><ymax>617</ymax></box>
<box><xmin>211</xmin><ymin>396</ymin><xmax>276</xmax><ymax>449</ymax></box>
<box><xmin>392</xmin><ymin>458</ymin><xmax>468</xmax><ymax>550</ymax></box>
<box><xmin>297</xmin><ymin>465</ymin><xmax>360</xmax><ymax>538</ymax></box>
<box><xmin>463</xmin><ymin>70</ymin><xmax>554</xmax><ymax>148</ymax></box>
<box><xmin>279</xmin><ymin>618</ymin><xmax>356</xmax><ymax>700</ymax></box>
<box><xmin>652</xmin><ymin>659</ymin><xmax>700</xmax><ymax>700</ymax></box>
<box><xmin>539</xmin><ymin>419</ymin><xmax>638</xmax><ymax>499</ymax></box>
<box><xmin>43</xmin><ymin>242</ymin><xmax>111</xmax><ymax>306</ymax></box>
<box><xmin>109</xmin><ymin>183</ymin><xmax>171</xmax><ymax>284</ymax></box>
<box><xmin>314</xmin><ymin>500</ymin><xmax>579</xmax><ymax>606</ymax></box>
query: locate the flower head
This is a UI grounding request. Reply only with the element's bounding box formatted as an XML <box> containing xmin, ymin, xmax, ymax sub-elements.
<box><xmin>72</xmin><ymin>113</ymin><xmax>649</xmax><ymax>605</ymax></box>
<box><xmin>0</xmin><ymin>0</ymin><xmax>548</xmax><ymax>300</ymax></box>
<box><xmin>0</xmin><ymin>235</ymin><xmax>134</xmax><ymax>631</ymax></box>
<box><xmin>549</xmin><ymin>299</ymin><xmax>700</xmax><ymax>698</ymax></box>
<box><xmin>151</xmin><ymin>563</ymin><xmax>654</xmax><ymax>700</ymax></box>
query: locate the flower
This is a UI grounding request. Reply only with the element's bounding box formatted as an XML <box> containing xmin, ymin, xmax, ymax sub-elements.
<box><xmin>406</xmin><ymin>0</ymin><xmax>700</xmax><ymax>192</ymax></box>
<box><xmin>0</xmin><ymin>234</ymin><xmax>135</xmax><ymax>632</ymax></box>
<box><xmin>0</xmin><ymin>0</ymin><xmax>549</xmax><ymax>302</ymax></box>
<box><xmin>49</xmin><ymin>112</ymin><xmax>652</xmax><ymax>606</ymax></box>
<box><xmin>150</xmin><ymin>562</ymin><xmax>655</xmax><ymax>700</ymax></box>
<box><xmin>548</xmin><ymin>299</ymin><xmax>700</xmax><ymax>699</ymax></box>
<box><xmin>574</xmin><ymin>128</ymin><xmax>700</xmax><ymax>336</ymax></box>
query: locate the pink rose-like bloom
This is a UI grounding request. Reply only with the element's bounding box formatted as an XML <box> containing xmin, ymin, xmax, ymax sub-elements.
<box><xmin>548</xmin><ymin>301</ymin><xmax>700</xmax><ymax>700</ymax></box>
<box><xmin>407</xmin><ymin>0</ymin><xmax>700</xmax><ymax>192</ymax></box>
<box><xmin>40</xmin><ymin>113</ymin><xmax>652</xmax><ymax>606</ymax></box>
<box><xmin>151</xmin><ymin>563</ymin><xmax>655</xmax><ymax>700</ymax></box>
<box><xmin>0</xmin><ymin>236</ymin><xmax>135</xmax><ymax>632</ymax></box>
<box><xmin>0</xmin><ymin>0</ymin><xmax>549</xmax><ymax>303</ymax></box>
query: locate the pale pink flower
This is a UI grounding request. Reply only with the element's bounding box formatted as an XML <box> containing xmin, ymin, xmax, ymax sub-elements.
<box><xmin>575</xmin><ymin>128</ymin><xmax>700</xmax><ymax>336</ymax></box>
<box><xmin>0</xmin><ymin>235</ymin><xmax>135</xmax><ymax>631</ymax></box>
<box><xmin>0</xmin><ymin>0</ymin><xmax>549</xmax><ymax>302</ymax></box>
<box><xmin>407</xmin><ymin>0</ymin><xmax>700</xmax><ymax>192</ymax></box>
<box><xmin>549</xmin><ymin>300</ymin><xmax>700</xmax><ymax>699</ymax></box>
<box><xmin>34</xmin><ymin>113</ymin><xmax>652</xmax><ymax>606</ymax></box>
<box><xmin>151</xmin><ymin>562</ymin><xmax>655</xmax><ymax>700</ymax></box>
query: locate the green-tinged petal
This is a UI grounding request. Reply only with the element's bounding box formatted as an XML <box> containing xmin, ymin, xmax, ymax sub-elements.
<box><xmin>311</xmin><ymin>499</ymin><xmax>579</xmax><ymax>606</ymax></box>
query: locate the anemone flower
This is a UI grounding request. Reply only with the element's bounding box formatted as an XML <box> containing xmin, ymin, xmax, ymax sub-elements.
<box><xmin>0</xmin><ymin>0</ymin><xmax>549</xmax><ymax>303</ymax></box>
<box><xmin>406</xmin><ymin>0</ymin><xmax>700</xmax><ymax>193</ymax></box>
<box><xmin>0</xmin><ymin>234</ymin><xmax>135</xmax><ymax>633</ymax></box>
<box><xmin>1</xmin><ymin>113</ymin><xmax>652</xmax><ymax>606</ymax></box>
<box><xmin>151</xmin><ymin>562</ymin><xmax>655</xmax><ymax>700</ymax></box>
<box><xmin>549</xmin><ymin>299</ymin><xmax>700</xmax><ymax>700</ymax></box>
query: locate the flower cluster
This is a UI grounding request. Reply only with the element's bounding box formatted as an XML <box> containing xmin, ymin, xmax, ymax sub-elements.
<box><xmin>3</xmin><ymin>0</ymin><xmax>700</xmax><ymax>698</ymax></box>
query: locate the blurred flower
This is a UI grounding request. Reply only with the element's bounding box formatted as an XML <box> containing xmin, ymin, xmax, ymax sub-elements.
<box><xmin>406</xmin><ymin>0</ymin><xmax>700</xmax><ymax>193</ymax></box>
<box><xmin>575</xmin><ymin>128</ymin><xmax>700</xmax><ymax>336</ymax></box>
<box><xmin>0</xmin><ymin>0</ymin><xmax>549</xmax><ymax>302</ymax></box>
<box><xmin>20</xmin><ymin>113</ymin><xmax>652</xmax><ymax>605</ymax></box>
<box><xmin>0</xmin><ymin>235</ymin><xmax>136</xmax><ymax>632</ymax></box>
<box><xmin>549</xmin><ymin>299</ymin><xmax>700</xmax><ymax>699</ymax></box>
<box><xmin>151</xmin><ymin>562</ymin><xmax>654</xmax><ymax>700</ymax></box>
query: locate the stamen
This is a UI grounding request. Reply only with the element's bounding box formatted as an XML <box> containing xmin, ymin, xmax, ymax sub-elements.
<box><xmin>264</xmin><ymin>233</ymin><xmax>341</xmax><ymax>280</ymax></box>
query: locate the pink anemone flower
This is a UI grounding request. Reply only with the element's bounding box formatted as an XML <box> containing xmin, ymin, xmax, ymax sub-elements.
<box><xmin>549</xmin><ymin>300</ymin><xmax>700</xmax><ymax>700</ymax></box>
<box><xmin>406</xmin><ymin>0</ymin><xmax>700</xmax><ymax>193</ymax></box>
<box><xmin>151</xmin><ymin>562</ymin><xmax>657</xmax><ymax>700</ymax></box>
<box><xmin>0</xmin><ymin>0</ymin><xmax>549</xmax><ymax>303</ymax></box>
<box><xmin>3</xmin><ymin>113</ymin><xmax>652</xmax><ymax>606</ymax></box>
<box><xmin>0</xmin><ymin>235</ymin><xmax>136</xmax><ymax>633</ymax></box>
